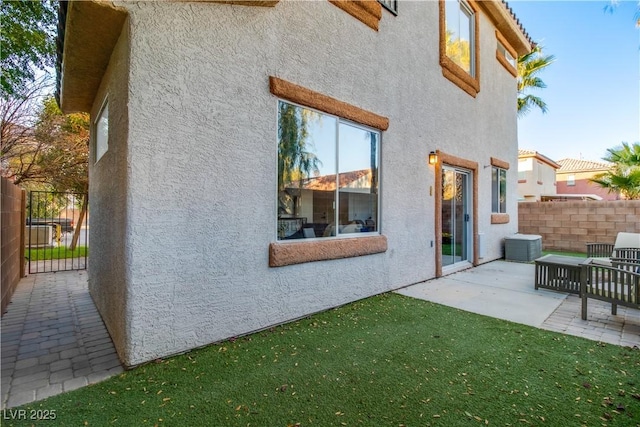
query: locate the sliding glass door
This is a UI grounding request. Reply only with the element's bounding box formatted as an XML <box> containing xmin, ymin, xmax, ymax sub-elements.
<box><xmin>442</xmin><ymin>166</ymin><xmax>471</xmax><ymax>267</ymax></box>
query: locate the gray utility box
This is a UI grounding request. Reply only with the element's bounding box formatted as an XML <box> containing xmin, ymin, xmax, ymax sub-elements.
<box><xmin>504</xmin><ymin>234</ymin><xmax>542</xmax><ymax>262</ymax></box>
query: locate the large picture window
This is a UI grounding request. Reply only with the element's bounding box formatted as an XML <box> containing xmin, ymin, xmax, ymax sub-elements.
<box><xmin>277</xmin><ymin>101</ymin><xmax>380</xmax><ymax>241</ymax></box>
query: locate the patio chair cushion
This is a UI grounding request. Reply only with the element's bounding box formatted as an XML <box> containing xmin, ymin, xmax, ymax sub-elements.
<box><xmin>614</xmin><ymin>232</ymin><xmax>640</xmax><ymax>250</ymax></box>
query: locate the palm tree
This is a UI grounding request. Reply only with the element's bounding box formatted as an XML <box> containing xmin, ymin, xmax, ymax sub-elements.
<box><xmin>590</xmin><ymin>142</ymin><xmax>640</xmax><ymax>200</ymax></box>
<box><xmin>277</xmin><ymin>102</ymin><xmax>321</xmax><ymax>215</ymax></box>
<box><xmin>517</xmin><ymin>45</ymin><xmax>555</xmax><ymax>117</ymax></box>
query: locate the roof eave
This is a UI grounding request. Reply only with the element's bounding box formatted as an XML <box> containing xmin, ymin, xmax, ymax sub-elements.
<box><xmin>476</xmin><ymin>0</ymin><xmax>533</xmax><ymax>56</ymax></box>
<box><xmin>56</xmin><ymin>0</ymin><xmax>128</xmax><ymax>114</ymax></box>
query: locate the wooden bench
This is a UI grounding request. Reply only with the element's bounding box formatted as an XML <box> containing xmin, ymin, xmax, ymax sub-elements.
<box><xmin>580</xmin><ymin>259</ymin><xmax>640</xmax><ymax>320</ymax></box>
<box><xmin>534</xmin><ymin>254</ymin><xmax>585</xmax><ymax>294</ymax></box>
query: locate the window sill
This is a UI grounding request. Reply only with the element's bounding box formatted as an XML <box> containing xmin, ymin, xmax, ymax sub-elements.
<box><xmin>496</xmin><ymin>52</ymin><xmax>517</xmax><ymax>77</ymax></box>
<box><xmin>491</xmin><ymin>213</ymin><xmax>510</xmax><ymax>224</ymax></box>
<box><xmin>440</xmin><ymin>58</ymin><xmax>480</xmax><ymax>98</ymax></box>
<box><xmin>269</xmin><ymin>235</ymin><xmax>388</xmax><ymax>267</ymax></box>
<box><xmin>329</xmin><ymin>0</ymin><xmax>382</xmax><ymax>31</ymax></box>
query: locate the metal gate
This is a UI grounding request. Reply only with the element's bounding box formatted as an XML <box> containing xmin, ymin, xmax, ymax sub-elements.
<box><xmin>26</xmin><ymin>191</ymin><xmax>88</xmax><ymax>274</ymax></box>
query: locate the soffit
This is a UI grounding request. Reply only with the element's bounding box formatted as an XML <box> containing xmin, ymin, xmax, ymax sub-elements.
<box><xmin>58</xmin><ymin>1</ymin><xmax>128</xmax><ymax>114</ymax></box>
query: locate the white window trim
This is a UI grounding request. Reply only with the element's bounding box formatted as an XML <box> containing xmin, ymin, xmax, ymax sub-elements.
<box><xmin>94</xmin><ymin>98</ymin><xmax>109</xmax><ymax>164</ymax></box>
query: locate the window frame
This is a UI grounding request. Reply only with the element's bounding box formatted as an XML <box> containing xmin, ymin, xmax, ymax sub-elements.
<box><xmin>491</xmin><ymin>166</ymin><xmax>507</xmax><ymax>214</ymax></box>
<box><xmin>439</xmin><ymin>0</ymin><xmax>480</xmax><ymax>97</ymax></box>
<box><xmin>268</xmin><ymin>76</ymin><xmax>389</xmax><ymax>267</ymax></box>
<box><xmin>567</xmin><ymin>174</ymin><xmax>576</xmax><ymax>186</ymax></box>
<box><xmin>378</xmin><ymin>0</ymin><xmax>397</xmax><ymax>15</ymax></box>
<box><xmin>495</xmin><ymin>30</ymin><xmax>518</xmax><ymax>77</ymax></box>
<box><xmin>275</xmin><ymin>99</ymin><xmax>382</xmax><ymax>242</ymax></box>
<box><xmin>94</xmin><ymin>98</ymin><xmax>109</xmax><ymax>164</ymax></box>
<box><xmin>490</xmin><ymin>157</ymin><xmax>510</xmax><ymax>224</ymax></box>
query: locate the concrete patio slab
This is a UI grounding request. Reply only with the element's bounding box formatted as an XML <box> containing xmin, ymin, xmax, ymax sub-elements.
<box><xmin>397</xmin><ymin>261</ymin><xmax>568</xmax><ymax>327</ymax></box>
<box><xmin>397</xmin><ymin>260</ymin><xmax>640</xmax><ymax>348</ymax></box>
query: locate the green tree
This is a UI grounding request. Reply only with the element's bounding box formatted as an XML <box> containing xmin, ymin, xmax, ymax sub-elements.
<box><xmin>517</xmin><ymin>45</ymin><xmax>555</xmax><ymax>117</ymax></box>
<box><xmin>34</xmin><ymin>97</ymin><xmax>90</xmax><ymax>249</ymax></box>
<box><xmin>34</xmin><ymin>97</ymin><xmax>89</xmax><ymax>194</ymax></box>
<box><xmin>0</xmin><ymin>0</ymin><xmax>57</xmax><ymax>98</ymax></box>
<box><xmin>590</xmin><ymin>142</ymin><xmax>640</xmax><ymax>200</ymax></box>
<box><xmin>2</xmin><ymin>91</ymin><xmax>89</xmax><ymax>191</ymax></box>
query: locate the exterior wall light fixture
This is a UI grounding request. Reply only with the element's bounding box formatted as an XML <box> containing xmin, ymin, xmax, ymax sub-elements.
<box><xmin>428</xmin><ymin>151</ymin><xmax>438</xmax><ymax>165</ymax></box>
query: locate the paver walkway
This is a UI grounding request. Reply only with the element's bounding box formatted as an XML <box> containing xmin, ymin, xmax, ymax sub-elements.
<box><xmin>1</xmin><ymin>270</ymin><xmax>122</xmax><ymax>409</ymax></box>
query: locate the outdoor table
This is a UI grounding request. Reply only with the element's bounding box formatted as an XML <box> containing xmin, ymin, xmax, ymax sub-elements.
<box><xmin>534</xmin><ymin>254</ymin><xmax>586</xmax><ymax>294</ymax></box>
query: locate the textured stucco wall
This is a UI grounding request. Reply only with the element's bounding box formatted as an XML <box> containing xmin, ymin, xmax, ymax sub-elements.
<box><xmin>88</xmin><ymin>20</ymin><xmax>131</xmax><ymax>363</ymax></box>
<box><xmin>94</xmin><ymin>1</ymin><xmax>520</xmax><ymax>365</ymax></box>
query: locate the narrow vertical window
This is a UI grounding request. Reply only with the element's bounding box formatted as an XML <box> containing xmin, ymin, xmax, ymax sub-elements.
<box><xmin>492</xmin><ymin>167</ymin><xmax>507</xmax><ymax>213</ymax></box>
<box><xmin>95</xmin><ymin>101</ymin><xmax>109</xmax><ymax>163</ymax></box>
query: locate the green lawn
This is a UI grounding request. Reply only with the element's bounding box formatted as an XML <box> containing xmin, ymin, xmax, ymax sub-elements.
<box><xmin>26</xmin><ymin>246</ymin><xmax>88</xmax><ymax>261</ymax></box>
<box><xmin>5</xmin><ymin>294</ymin><xmax>639</xmax><ymax>426</ymax></box>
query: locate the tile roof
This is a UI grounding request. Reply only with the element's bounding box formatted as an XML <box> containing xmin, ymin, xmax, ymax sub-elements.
<box><xmin>518</xmin><ymin>149</ymin><xmax>561</xmax><ymax>169</ymax></box>
<box><xmin>502</xmin><ymin>1</ymin><xmax>534</xmax><ymax>46</ymax></box>
<box><xmin>556</xmin><ymin>158</ymin><xmax>612</xmax><ymax>172</ymax></box>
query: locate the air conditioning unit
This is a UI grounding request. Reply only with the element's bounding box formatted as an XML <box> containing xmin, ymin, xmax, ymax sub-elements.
<box><xmin>25</xmin><ymin>225</ymin><xmax>53</xmax><ymax>248</ymax></box>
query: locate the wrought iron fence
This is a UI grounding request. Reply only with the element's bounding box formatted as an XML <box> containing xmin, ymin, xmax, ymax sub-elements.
<box><xmin>26</xmin><ymin>191</ymin><xmax>88</xmax><ymax>273</ymax></box>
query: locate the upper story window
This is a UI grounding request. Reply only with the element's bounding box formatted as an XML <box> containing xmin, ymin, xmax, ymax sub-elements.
<box><xmin>439</xmin><ymin>0</ymin><xmax>480</xmax><ymax>97</ymax></box>
<box><xmin>378</xmin><ymin>0</ymin><xmax>397</xmax><ymax>15</ymax></box>
<box><xmin>497</xmin><ymin>41</ymin><xmax>516</xmax><ymax>68</ymax></box>
<box><xmin>277</xmin><ymin>101</ymin><xmax>380</xmax><ymax>241</ymax></box>
<box><xmin>95</xmin><ymin>100</ymin><xmax>109</xmax><ymax>163</ymax></box>
<box><xmin>567</xmin><ymin>174</ymin><xmax>576</xmax><ymax>186</ymax></box>
<box><xmin>445</xmin><ymin>0</ymin><xmax>475</xmax><ymax>76</ymax></box>
<box><xmin>496</xmin><ymin>31</ymin><xmax>518</xmax><ymax>77</ymax></box>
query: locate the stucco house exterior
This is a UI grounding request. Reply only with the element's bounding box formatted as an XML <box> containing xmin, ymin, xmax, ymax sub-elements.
<box><xmin>517</xmin><ymin>149</ymin><xmax>560</xmax><ymax>202</ymax></box>
<box><xmin>57</xmin><ymin>0</ymin><xmax>532</xmax><ymax>366</ymax></box>
<box><xmin>556</xmin><ymin>158</ymin><xmax>619</xmax><ymax>201</ymax></box>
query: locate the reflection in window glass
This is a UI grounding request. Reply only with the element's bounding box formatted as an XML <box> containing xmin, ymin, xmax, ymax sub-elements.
<box><xmin>95</xmin><ymin>102</ymin><xmax>109</xmax><ymax>163</ymax></box>
<box><xmin>277</xmin><ymin>101</ymin><xmax>380</xmax><ymax>240</ymax></box>
<box><xmin>497</xmin><ymin>41</ymin><xmax>516</xmax><ymax>68</ymax></box>
<box><xmin>445</xmin><ymin>0</ymin><xmax>474</xmax><ymax>75</ymax></box>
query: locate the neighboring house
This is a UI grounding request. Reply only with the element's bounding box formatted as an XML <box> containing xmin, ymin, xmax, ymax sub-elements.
<box><xmin>556</xmin><ymin>158</ymin><xmax>619</xmax><ymax>201</ymax></box>
<box><xmin>517</xmin><ymin>149</ymin><xmax>560</xmax><ymax>202</ymax></box>
<box><xmin>57</xmin><ymin>0</ymin><xmax>532</xmax><ymax>366</ymax></box>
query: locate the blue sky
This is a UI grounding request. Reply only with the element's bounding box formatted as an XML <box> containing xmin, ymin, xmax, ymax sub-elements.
<box><xmin>508</xmin><ymin>0</ymin><xmax>639</xmax><ymax>163</ymax></box>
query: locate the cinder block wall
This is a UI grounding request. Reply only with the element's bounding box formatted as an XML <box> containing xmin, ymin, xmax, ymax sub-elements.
<box><xmin>1</xmin><ymin>178</ymin><xmax>25</xmax><ymax>316</ymax></box>
<box><xmin>518</xmin><ymin>200</ymin><xmax>640</xmax><ymax>253</ymax></box>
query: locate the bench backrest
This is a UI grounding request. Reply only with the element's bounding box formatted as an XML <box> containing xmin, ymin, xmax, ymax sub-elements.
<box><xmin>581</xmin><ymin>263</ymin><xmax>640</xmax><ymax>304</ymax></box>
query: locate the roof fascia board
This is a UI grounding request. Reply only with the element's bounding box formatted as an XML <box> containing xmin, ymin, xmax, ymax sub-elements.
<box><xmin>476</xmin><ymin>0</ymin><xmax>532</xmax><ymax>56</ymax></box>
